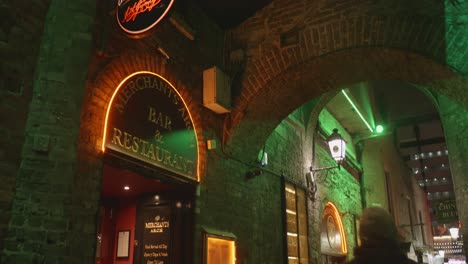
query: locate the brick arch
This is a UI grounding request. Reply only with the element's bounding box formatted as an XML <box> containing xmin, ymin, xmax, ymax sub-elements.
<box><xmin>232</xmin><ymin>14</ymin><xmax>449</xmax><ymax>118</ymax></box>
<box><xmin>77</xmin><ymin>50</ymin><xmax>206</xmax><ymax>186</ymax></box>
<box><xmin>227</xmin><ymin>0</ymin><xmax>468</xmax><ymax>158</ymax></box>
<box><xmin>232</xmin><ymin>2</ymin><xmax>467</xmax><ymax>107</ymax></box>
<box><xmin>227</xmin><ymin>47</ymin><xmax>465</xmax><ymax>161</ymax></box>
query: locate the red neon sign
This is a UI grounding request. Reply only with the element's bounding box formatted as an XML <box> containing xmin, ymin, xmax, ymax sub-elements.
<box><xmin>116</xmin><ymin>0</ymin><xmax>174</xmax><ymax>35</ymax></box>
<box><xmin>122</xmin><ymin>0</ymin><xmax>162</xmax><ymax>23</ymax></box>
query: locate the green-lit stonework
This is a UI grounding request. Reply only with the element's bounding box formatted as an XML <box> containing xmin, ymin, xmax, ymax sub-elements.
<box><xmin>1</xmin><ymin>0</ymin><xmax>468</xmax><ymax>263</ymax></box>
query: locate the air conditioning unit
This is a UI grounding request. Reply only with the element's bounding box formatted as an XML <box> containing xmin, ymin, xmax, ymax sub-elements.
<box><xmin>203</xmin><ymin>66</ymin><xmax>231</xmax><ymax>113</ymax></box>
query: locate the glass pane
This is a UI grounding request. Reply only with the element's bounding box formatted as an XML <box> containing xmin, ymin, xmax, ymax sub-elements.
<box><xmin>299</xmin><ymin>234</ymin><xmax>309</xmax><ymax>259</ymax></box>
<box><xmin>285</xmin><ymin>183</ymin><xmax>297</xmax><ymax>212</ymax></box>
<box><xmin>287</xmin><ymin>235</ymin><xmax>298</xmax><ymax>257</ymax></box>
<box><xmin>284</xmin><ymin>182</ymin><xmax>310</xmax><ymax>263</ymax></box>
<box><xmin>286</xmin><ymin>212</ymin><xmax>298</xmax><ymax>232</ymax></box>
<box><xmin>296</xmin><ymin>188</ymin><xmax>309</xmax><ymax>261</ymax></box>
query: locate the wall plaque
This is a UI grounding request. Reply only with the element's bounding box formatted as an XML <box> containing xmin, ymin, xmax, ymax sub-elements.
<box><xmin>103</xmin><ymin>71</ymin><xmax>198</xmax><ymax>181</ymax></box>
<box><xmin>117</xmin><ymin>0</ymin><xmax>174</xmax><ymax>35</ymax></box>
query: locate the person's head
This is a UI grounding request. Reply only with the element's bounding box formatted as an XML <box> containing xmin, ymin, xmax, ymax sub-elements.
<box><xmin>359</xmin><ymin>206</ymin><xmax>398</xmax><ymax>244</ymax></box>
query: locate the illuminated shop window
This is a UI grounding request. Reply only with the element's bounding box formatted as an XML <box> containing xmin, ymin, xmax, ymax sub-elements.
<box><xmin>203</xmin><ymin>228</ymin><xmax>236</xmax><ymax>264</ymax></box>
<box><xmin>284</xmin><ymin>182</ymin><xmax>309</xmax><ymax>264</ymax></box>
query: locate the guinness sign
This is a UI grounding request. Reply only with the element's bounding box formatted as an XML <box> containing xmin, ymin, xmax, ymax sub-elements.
<box><xmin>435</xmin><ymin>199</ymin><xmax>458</xmax><ymax>223</ymax></box>
<box><xmin>116</xmin><ymin>0</ymin><xmax>174</xmax><ymax>35</ymax></box>
<box><xmin>103</xmin><ymin>71</ymin><xmax>199</xmax><ymax>181</ymax></box>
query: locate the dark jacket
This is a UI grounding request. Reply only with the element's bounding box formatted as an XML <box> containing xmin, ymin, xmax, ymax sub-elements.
<box><xmin>347</xmin><ymin>240</ymin><xmax>418</xmax><ymax>264</ymax></box>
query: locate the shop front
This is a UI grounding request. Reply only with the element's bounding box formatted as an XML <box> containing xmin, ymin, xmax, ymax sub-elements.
<box><xmin>94</xmin><ymin>72</ymin><xmax>199</xmax><ymax>264</ymax></box>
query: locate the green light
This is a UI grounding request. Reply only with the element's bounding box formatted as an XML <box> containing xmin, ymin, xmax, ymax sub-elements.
<box><xmin>376</xmin><ymin>125</ymin><xmax>384</xmax><ymax>133</ymax></box>
<box><xmin>341</xmin><ymin>90</ymin><xmax>374</xmax><ymax>133</ymax></box>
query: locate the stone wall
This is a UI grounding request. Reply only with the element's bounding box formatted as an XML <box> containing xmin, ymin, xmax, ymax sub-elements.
<box><xmin>361</xmin><ymin>135</ymin><xmax>433</xmax><ymax>247</ymax></box>
<box><xmin>0</xmin><ymin>0</ymin><xmax>51</xmax><ymax>254</ymax></box>
<box><xmin>438</xmin><ymin>94</ymin><xmax>468</xmax><ymax>257</ymax></box>
<box><xmin>193</xmin><ymin>108</ymin><xmax>307</xmax><ymax>264</ymax></box>
<box><xmin>225</xmin><ymin>1</ymin><xmax>468</xmax><ymax>258</ymax></box>
<box><xmin>1</xmin><ymin>0</ymin><xmax>468</xmax><ymax>262</ymax></box>
<box><xmin>1</xmin><ymin>0</ymin><xmax>96</xmax><ymax>262</ymax></box>
<box><xmin>194</xmin><ymin>103</ymin><xmax>363</xmax><ymax>263</ymax></box>
<box><xmin>0</xmin><ymin>0</ymin><xmax>223</xmax><ymax>262</ymax></box>
<box><xmin>271</xmin><ymin>106</ymin><xmax>362</xmax><ymax>262</ymax></box>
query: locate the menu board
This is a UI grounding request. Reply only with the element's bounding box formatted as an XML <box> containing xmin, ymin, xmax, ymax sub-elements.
<box><xmin>141</xmin><ymin>206</ymin><xmax>171</xmax><ymax>264</ymax></box>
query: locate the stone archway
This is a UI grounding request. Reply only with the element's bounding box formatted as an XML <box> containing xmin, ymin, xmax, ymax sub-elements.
<box><xmin>225</xmin><ymin>1</ymin><xmax>468</xmax><ymax>257</ymax></box>
<box><xmin>227</xmin><ymin>48</ymin><xmax>463</xmax><ymax>159</ymax></box>
<box><xmin>226</xmin><ymin>0</ymin><xmax>468</xmax><ymax>158</ymax></box>
<box><xmin>226</xmin><ymin>47</ymin><xmax>468</xmax><ymax>259</ymax></box>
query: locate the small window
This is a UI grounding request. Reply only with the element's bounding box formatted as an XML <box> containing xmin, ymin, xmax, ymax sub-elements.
<box><xmin>284</xmin><ymin>181</ymin><xmax>309</xmax><ymax>264</ymax></box>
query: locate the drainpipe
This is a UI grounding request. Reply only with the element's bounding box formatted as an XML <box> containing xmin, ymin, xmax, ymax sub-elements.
<box><xmin>356</xmin><ymin>141</ymin><xmax>367</xmax><ymax>209</ymax></box>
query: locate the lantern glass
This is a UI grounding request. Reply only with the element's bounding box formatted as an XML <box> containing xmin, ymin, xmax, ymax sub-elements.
<box><xmin>327</xmin><ymin>129</ymin><xmax>346</xmax><ymax>162</ymax></box>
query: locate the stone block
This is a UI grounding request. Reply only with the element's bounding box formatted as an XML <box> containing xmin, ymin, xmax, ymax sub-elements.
<box><xmin>33</xmin><ymin>134</ymin><xmax>50</xmax><ymax>153</ymax></box>
<box><xmin>10</xmin><ymin>253</ymin><xmax>34</xmax><ymax>263</ymax></box>
<box><xmin>44</xmin><ymin>219</ymin><xmax>68</xmax><ymax>231</ymax></box>
<box><xmin>24</xmin><ymin>230</ymin><xmax>46</xmax><ymax>242</ymax></box>
<box><xmin>10</xmin><ymin>215</ymin><xmax>25</xmax><ymax>227</ymax></box>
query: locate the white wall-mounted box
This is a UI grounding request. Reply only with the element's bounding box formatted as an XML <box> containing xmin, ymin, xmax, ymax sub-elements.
<box><xmin>203</xmin><ymin>66</ymin><xmax>231</xmax><ymax>113</ymax></box>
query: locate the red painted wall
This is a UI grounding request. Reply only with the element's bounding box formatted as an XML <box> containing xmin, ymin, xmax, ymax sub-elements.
<box><xmin>96</xmin><ymin>207</ymin><xmax>116</xmax><ymax>264</ymax></box>
<box><xmin>113</xmin><ymin>198</ymin><xmax>137</xmax><ymax>264</ymax></box>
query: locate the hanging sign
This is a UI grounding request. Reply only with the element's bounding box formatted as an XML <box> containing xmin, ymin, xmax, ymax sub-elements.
<box><xmin>116</xmin><ymin>0</ymin><xmax>175</xmax><ymax>35</ymax></box>
<box><xmin>103</xmin><ymin>71</ymin><xmax>198</xmax><ymax>181</ymax></box>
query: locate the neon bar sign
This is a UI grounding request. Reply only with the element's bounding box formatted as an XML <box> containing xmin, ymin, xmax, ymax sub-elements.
<box><xmin>102</xmin><ymin>71</ymin><xmax>199</xmax><ymax>182</ymax></box>
<box><xmin>117</xmin><ymin>0</ymin><xmax>174</xmax><ymax>35</ymax></box>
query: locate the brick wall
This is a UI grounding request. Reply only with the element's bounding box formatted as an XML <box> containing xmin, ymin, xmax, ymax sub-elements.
<box><xmin>73</xmin><ymin>2</ymin><xmax>226</xmax><ymax>263</ymax></box>
<box><xmin>271</xmin><ymin>107</ymin><xmax>362</xmax><ymax>262</ymax></box>
<box><xmin>193</xmin><ymin>102</ymin><xmax>363</xmax><ymax>263</ymax></box>
<box><xmin>0</xmin><ymin>0</ymin><xmax>51</xmax><ymax>256</ymax></box>
<box><xmin>193</xmin><ymin>110</ymin><xmax>306</xmax><ymax>264</ymax></box>
<box><xmin>227</xmin><ymin>0</ymin><xmax>468</xmax><ymax>162</ymax></box>
<box><xmin>226</xmin><ymin>2</ymin><xmax>468</xmax><ymax>255</ymax></box>
<box><xmin>2</xmin><ymin>0</ymin><xmax>468</xmax><ymax>262</ymax></box>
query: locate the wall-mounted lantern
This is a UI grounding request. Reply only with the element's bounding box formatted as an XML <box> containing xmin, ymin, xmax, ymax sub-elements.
<box><xmin>308</xmin><ymin>128</ymin><xmax>347</xmax><ymax>200</ymax></box>
<box><xmin>327</xmin><ymin>129</ymin><xmax>347</xmax><ymax>164</ymax></box>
